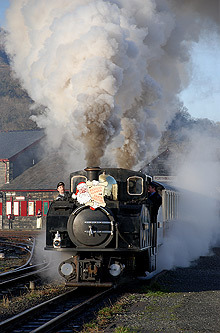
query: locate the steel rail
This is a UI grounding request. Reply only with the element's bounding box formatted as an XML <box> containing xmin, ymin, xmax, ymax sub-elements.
<box><xmin>0</xmin><ymin>237</ymin><xmax>35</xmax><ymax>273</ymax></box>
<box><xmin>0</xmin><ymin>288</ymin><xmax>78</xmax><ymax>332</ymax></box>
<box><xmin>0</xmin><ymin>287</ymin><xmax>114</xmax><ymax>333</ymax></box>
<box><xmin>32</xmin><ymin>287</ymin><xmax>114</xmax><ymax>333</ymax></box>
<box><xmin>0</xmin><ymin>262</ymin><xmax>51</xmax><ymax>288</ymax></box>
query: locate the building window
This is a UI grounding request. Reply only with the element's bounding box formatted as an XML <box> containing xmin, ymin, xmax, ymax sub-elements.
<box><xmin>28</xmin><ymin>201</ymin><xmax>35</xmax><ymax>216</ymax></box>
<box><xmin>6</xmin><ymin>201</ymin><xmax>12</xmax><ymax>215</ymax></box>
<box><xmin>13</xmin><ymin>201</ymin><xmax>20</xmax><ymax>216</ymax></box>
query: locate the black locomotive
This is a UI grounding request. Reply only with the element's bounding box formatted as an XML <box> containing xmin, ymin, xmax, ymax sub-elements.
<box><xmin>45</xmin><ymin>166</ymin><xmax>171</xmax><ymax>287</ymax></box>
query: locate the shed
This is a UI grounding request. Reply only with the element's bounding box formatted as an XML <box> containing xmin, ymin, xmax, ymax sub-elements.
<box><xmin>0</xmin><ymin>152</ymin><xmax>70</xmax><ymax>230</ymax></box>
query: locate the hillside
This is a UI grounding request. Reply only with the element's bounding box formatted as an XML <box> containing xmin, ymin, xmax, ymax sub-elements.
<box><xmin>0</xmin><ymin>29</ymin><xmax>38</xmax><ymax>131</ymax></box>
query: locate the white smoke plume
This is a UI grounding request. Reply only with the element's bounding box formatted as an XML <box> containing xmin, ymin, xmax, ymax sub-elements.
<box><xmin>157</xmin><ymin>130</ymin><xmax>220</xmax><ymax>271</ymax></box>
<box><xmin>5</xmin><ymin>0</ymin><xmax>220</xmax><ymax>169</ymax></box>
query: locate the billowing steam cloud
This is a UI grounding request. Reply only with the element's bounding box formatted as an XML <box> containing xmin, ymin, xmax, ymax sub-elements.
<box><xmin>5</xmin><ymin>0</ymin><xmax>220</xmax><ymax>169</ymax></box>
<box><xmin>156</xmin><ymin>128</ymin><xmax>220</xmax><ymax>272</ymax></box>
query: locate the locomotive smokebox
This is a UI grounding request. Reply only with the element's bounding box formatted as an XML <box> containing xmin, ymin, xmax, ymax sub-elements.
<box><xmin>84</xmin><ymin>166</ymin><xmax>101</xmax><ymax>181</ymax></box>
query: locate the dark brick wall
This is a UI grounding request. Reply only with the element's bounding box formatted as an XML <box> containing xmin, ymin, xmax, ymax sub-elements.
<box><xmin>0</xmin><ymin>161</ymin><xmax>5</xmax><ymax>186</ymax></box>
<box><xmin>0</xmin><ymin>161</ymin><xmax>11</xmax><ymax>186</ymax></box>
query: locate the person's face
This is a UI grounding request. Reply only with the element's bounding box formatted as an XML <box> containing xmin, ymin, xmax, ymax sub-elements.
<box><xmin>148</xmin><ymin>185</ymin><xmax>155</xmax><ymax>194</ymax></box>
<box><xmin>57</xmin><ymin>184</ymin><xmax>65</xmax><ymax>194</ymax></box>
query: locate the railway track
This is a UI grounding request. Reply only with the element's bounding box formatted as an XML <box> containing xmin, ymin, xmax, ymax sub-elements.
<box><xmin>0</xmin><ymin>237</ymin><xmax>35</xmax><ymax>268</ymax></box>
<box><xmin>0</xmin><ymin>261</ymin><xmax>52</xmax><ymax>289</ymax></box>
<box><xmin>0</xmin><ymin>235</ymin><xmax>35</xmax><ymax>268</ymax></box>
<box><xmin>0</xmin><ymin>286</ymin><xmax>114</xmax><ymax>332</ymax></box>
<box><xmin>0</xmin><ymin>235</ymin><xmax>51</xmax><ymax>290</ymax></box>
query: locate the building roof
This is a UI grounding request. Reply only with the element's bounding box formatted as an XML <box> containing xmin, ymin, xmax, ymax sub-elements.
<box><xmin>0</xmin><ymin>153</ymin><xmax>70</xmax><ymax>191</ymax></box>
<box><xmin>0</xmin><ymin>130</ymin><xmax>45</xmax><ymax>159</ymax></box>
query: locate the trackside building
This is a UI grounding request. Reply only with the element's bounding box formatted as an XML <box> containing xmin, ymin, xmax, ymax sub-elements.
<box><xmin>0</xmin><ymin>152</ymin><xmax>70</xmax><ymax>230</ymax></box>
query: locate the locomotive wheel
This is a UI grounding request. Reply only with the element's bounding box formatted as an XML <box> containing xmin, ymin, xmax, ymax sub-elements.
<box><xmin>67</xmin><ymin>205</ymin><xmax>114</xmax><ymax>247</ymax></box>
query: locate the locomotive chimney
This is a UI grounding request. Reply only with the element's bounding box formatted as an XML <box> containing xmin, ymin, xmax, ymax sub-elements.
<box><xmin>84</xmin><ymin>167</ymin><xmax>101</xmax><ymax>181</ymax></box>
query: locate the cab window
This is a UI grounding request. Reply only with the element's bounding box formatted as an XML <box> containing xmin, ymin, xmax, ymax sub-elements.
<box><xmin>71</xmin><ymin>176</ymin><xmax>87</xmax><ymax>193</ymax></box>
<box><xmin>127</xmin><ymin>176</ymin><xmax>143</xmax><ymax>195</ymax></box>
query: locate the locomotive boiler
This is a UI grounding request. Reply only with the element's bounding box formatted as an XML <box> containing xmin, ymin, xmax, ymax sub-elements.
<box><xmin>45</xmin><ymin>167</ymin><xmax>178</xmax><ymax>286</ymax></box>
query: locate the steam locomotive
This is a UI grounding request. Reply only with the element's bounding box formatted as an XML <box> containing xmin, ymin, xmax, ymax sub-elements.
<box><xmin>45</xmin><ymin>167</ymin><xmax>178</xmax><ymax>286</ymax></box>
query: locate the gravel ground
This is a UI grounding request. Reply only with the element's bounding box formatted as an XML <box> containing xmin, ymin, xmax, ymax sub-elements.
<box><xmin>100</xmin><ymin>247</ymin><xmax>220</xmax><ymax>333</ymax></box>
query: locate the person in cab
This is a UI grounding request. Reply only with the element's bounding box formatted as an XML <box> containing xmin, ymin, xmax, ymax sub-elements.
<box><xmin>56</xmin><ymin>182</ymin><xmax>69</xmax><ymax>201</ymax></box>
<box><xmin>147</xmin><ymin>182</ymin><xmax>162</xmax><ymax>219</ymax></box>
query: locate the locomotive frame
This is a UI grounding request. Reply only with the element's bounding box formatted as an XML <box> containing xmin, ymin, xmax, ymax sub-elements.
<box><xmin>45</xmin><ymin>167</ymin><xmax>178</xmax><ymax>286</ymax></box>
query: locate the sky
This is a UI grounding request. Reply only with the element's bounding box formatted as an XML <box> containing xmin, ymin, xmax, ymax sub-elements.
<box><xmin>179</xmin><ymin>33</ymin><xmax>220</xmax><ymax>123</ymax></box>
<box><xmin>0</xmin><ymin>0</ymin><xmax>9</xmax><ymax>28</ymax></box>
<box><xmin>0</xmin><ymin>0</ymin><xmax>220</xmax><ymax>123</ymax></box>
